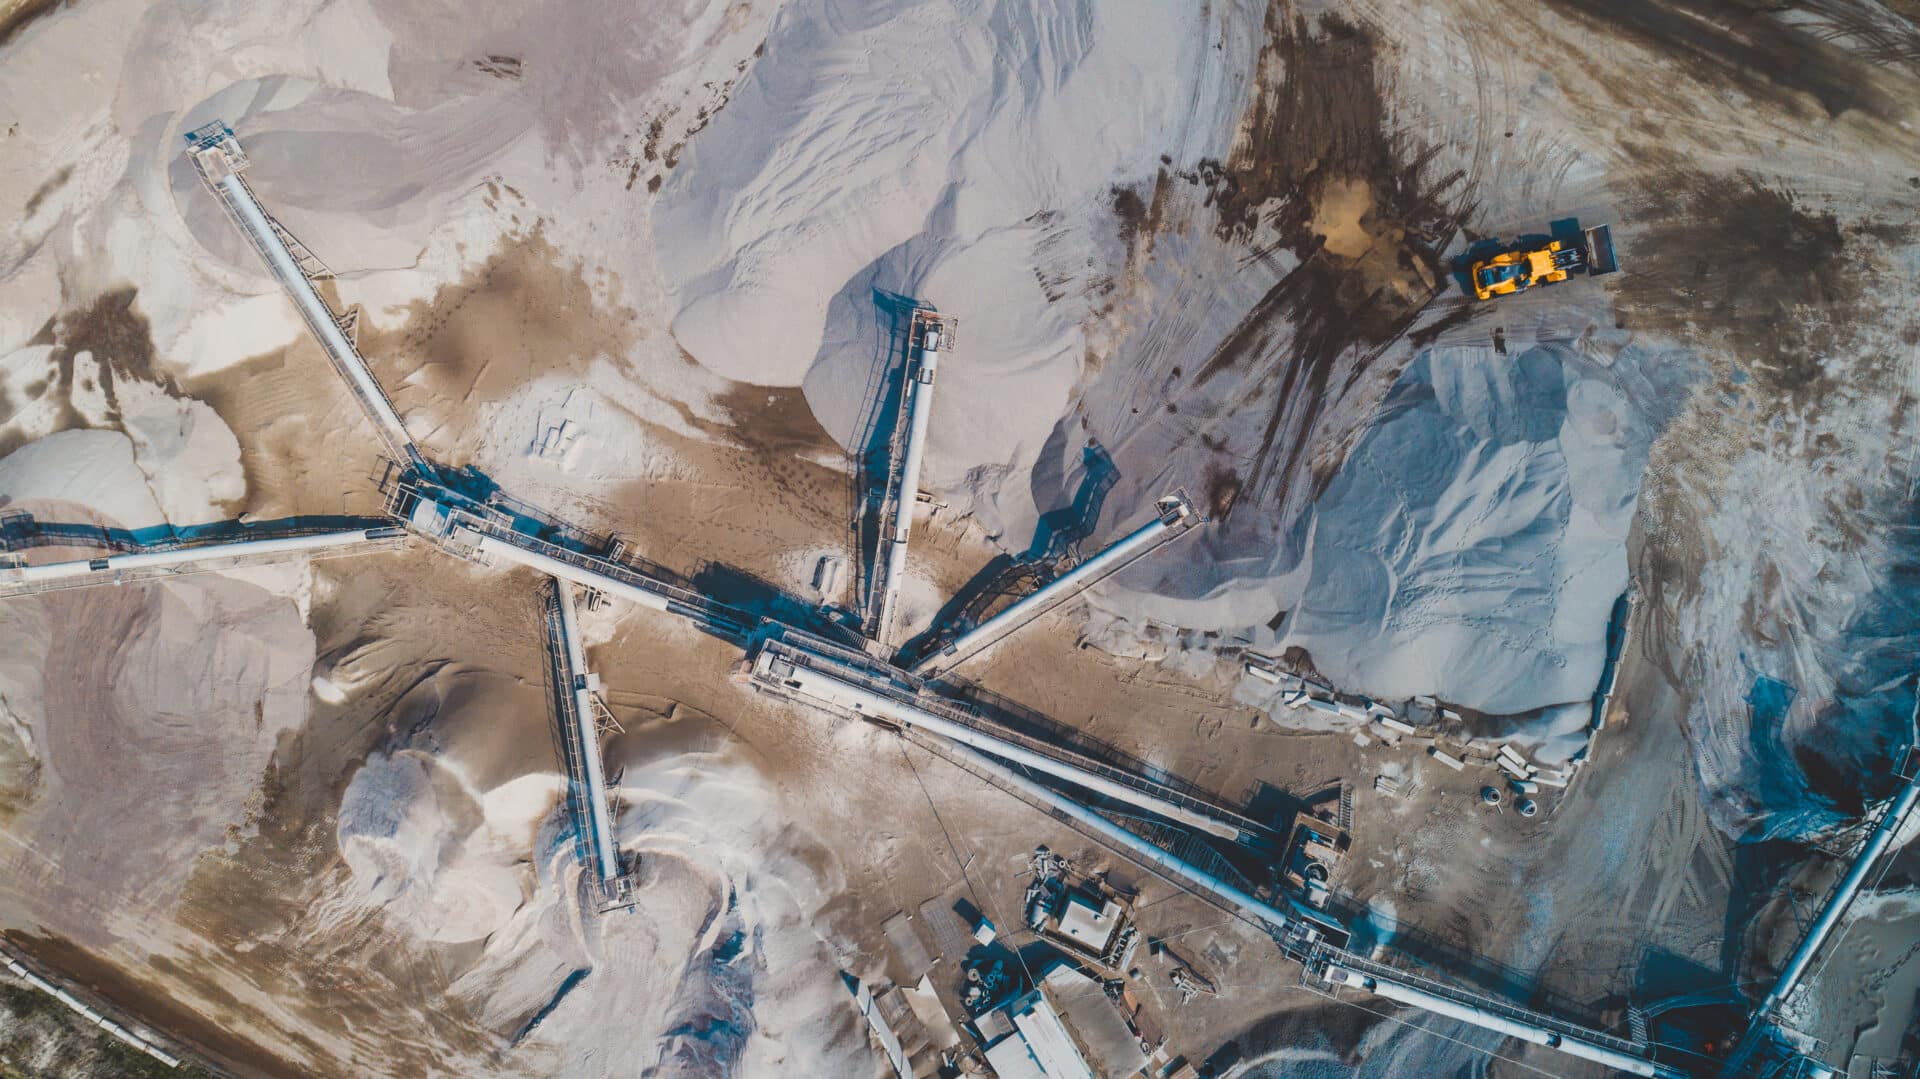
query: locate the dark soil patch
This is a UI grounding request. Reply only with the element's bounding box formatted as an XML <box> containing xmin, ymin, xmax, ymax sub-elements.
<box><xmin>1111</xmin><ymin>184</ymin><xmax>1147</xmax><ymax>252</ymax></box>
<box><xmin>52</xmin><ymin>288</ymin><xmax>172</xmax><ymax>399</ymax></box>
<box><xmin>1542</xmin><ymin>0</ymin><xmax>1914</xmax><ymax>121</ymax></box>
<box><xmin>23</xmin><ymin>165</ymin><xmax>71</xmax><ymax>218</ymax></box>
<box><xmin>0</xmin><ymin>0</ymin><xmax>67</xmax><ymax>48</ymax></box>
<box><xmin>2</xmin><ymin>289</ymin><xmax>173</xmax><ymax>460</ymax></box>
<box><xmin>1204</xmin><ymin>462</ymin><xmax>1242</xmax><ymax>519</ymax></box>
<box><xmin>1185</xmin><ymin>8</ymin><xmax>1470</xmax><ymax>515</ymax></box>
<box><xmin>1613</xmin><ymin>169</ymin><xmax>1893</xmax><ymax>411</ymax></box>
<box><xmin>706</xmin><ymin>381</ymin><xmax>838</xmax><ymax>461</ymax></box>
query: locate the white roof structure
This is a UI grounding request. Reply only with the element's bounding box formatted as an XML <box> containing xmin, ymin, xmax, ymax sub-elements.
<box><xmin>1055</xmin><ymin>893</ymin><xmax>1121</xmax><ymax>953</ymax></box>
<box><xmin>983</xmin><ymin>1035</ymin><xmax>1050</xmax><ymax>1079</ymax></box>
<box><xmin>849</xmin><ymin>977</ymin><xmax>913</xmax><ymax>1079</ymax></box>
<box><xmin>976</xmin><ymin>1007</ymin><xmax>1016</xmax><ymax>1044</ymax></box>
<box><xmin>1042</xmin><ymin>965</ymin><xmax>1148</xmax><ymax>1078</ymax></box>
<box><xmin>976</xmin><ymin>972</ymin><xmax>1097</xmax><ymax>1079</ymax></box>
<box><xmin>1010</xmin><ymin>989</ymin><xmax>1096</xmax><ymax>1079</ymax></box>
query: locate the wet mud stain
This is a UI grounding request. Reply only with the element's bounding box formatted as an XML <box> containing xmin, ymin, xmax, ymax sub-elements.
<box><xmin>1613</xmin><ymin>169</ymin><xmax>1898</xmax><ymax>412</ymax></box>
<box><xmin>51</xmin><ymin>288</ymin><xmax>172</xmax><ymax>397</ymax></box>
<box><xmin>706</xmin><ymin>381</ymin><xmax>839</xmax><ymax>461</ymax></box>
<box><xmin>0</xmin><ymin>0</ymin><xmax>68</xmax><ymax>48</ymax></box>
<box><xmin>472</xmin><ymin>54</ymin><xmax>522</xmax><ymax>80</ymax></box>
<box><xmin>1189</xmin><ymin>8</ymin><xmax>1470</xmax><ymax>513</ymax></box>
<box><xmin>1113</xmin><ymin>169</ymin><xmax>1178</xmax><ymax>285</ymax></box>
<box><xmin>22</xmin><ymin>164</ymin><xmax>71</xmax><ymax>218</ymax></box>
<box><xmin>1111</xmin><ymin>184</ymin><xmax>1148</xmax><ymax>254</ymax></box>
<box><xmin>1204</xmin><ymin>463</ymin><xmax>1242</xmax><ymax>519</ymax></box>
<box><xmin>0</xmin><ymin>739</ymin><xmax>40</xmax><ymax>821</ymax></box>
<box><xmin>1543</xmin><ymin>0</ymin><xmax>1918</xmax><ymax>121</ymax></box>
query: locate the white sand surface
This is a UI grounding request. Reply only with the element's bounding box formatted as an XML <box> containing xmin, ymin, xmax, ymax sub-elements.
<box><xmin>338</xmin><ymin>748</ymin><xmax>545</xmax><ymax>945</ymax></box>
<box><xmin>331</xmin><ymin>697</ymin><xmax>868</xmax><ymax>1076</ymax></box>
<box><xmin>1276</xmin><ymin>342</ymin><xmax>1659</xmax><ymax>714</ymax></box>
<box><xmin>656</xmin><ymin>0</ymin><xmax>1234</xmax><ymax>539</ymax></box>
<box><xmin>0</xmin><ymin>430</ymin><xmax>166</xmax><ymax>526</ymax></box>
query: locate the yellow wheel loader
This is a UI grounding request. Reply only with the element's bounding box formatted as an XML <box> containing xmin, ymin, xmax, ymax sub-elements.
<box><xmin>1470</xmin><ymin>225</ymin><xmax>1618</xmax><ymax>301</ymax></box>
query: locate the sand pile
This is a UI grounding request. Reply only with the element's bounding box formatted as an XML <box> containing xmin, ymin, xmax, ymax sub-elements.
<box><xmin>330</xmin><ymin>693</ymin><xmax>864</xmax><ymax>1076</ymax></box>
<box><xmin>647</xmin><ymin>0</ymin><xmax>1694</xmax><ymax>727</ymax></box>
<box><xmin>654</xmin><ymin>0</ymin><xmax>1233</xmax><ymax>541</ymax></box>
<box><xmin>0</xmin><ymin>560</ymin><xmax>316</xmax><ymax>941</ymax></box>
<box><xmin>4</xmin><ymin>0</ymin><xmax>1677</xmax><ymax>733</ymax></box>
<box><xmin>1260</xmin><ymin>339</ymin><xmax>1670</xmax><ymax>714</ymax></box>
<box><xmin>0</xmin><ymin>384</ymin><xmax>307</xmax><ymax>940</ymax></box>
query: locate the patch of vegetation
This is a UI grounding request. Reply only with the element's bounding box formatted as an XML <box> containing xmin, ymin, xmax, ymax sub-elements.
<box><xmin>0</xmin><ymin>981</ymin><xmax>54</xmax><ymax>1023</ymax></box>
<box><xmin>97</xmin><ymin>1035</ymin><xmax>210</xmax><ymax>1079</ymax></box>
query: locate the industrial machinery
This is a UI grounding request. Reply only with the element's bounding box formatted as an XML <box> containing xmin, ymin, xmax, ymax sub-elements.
<box><xmin>173</xmin><ymin>121</ymin><xmax>1700</xmax><ymax>1079</ymax></box>
<box><xmin>1471</xmin><ymin>224</ymin><xmax>1618</xmax><ymax>300</ymax></box>
<box><xmin>1719</xmin><ymin>746</ymin><xmax>1920</xmax><ymax>1077</ymax></box>
<box><xmin>866</xmin><ymin>308</ymin><xmax>956</xmax><ymax>646</ymax></box>
<box><xmin>908</xmin><ymin>491</ymin><xmax>1200</xmax><ymax>677</ymax></box>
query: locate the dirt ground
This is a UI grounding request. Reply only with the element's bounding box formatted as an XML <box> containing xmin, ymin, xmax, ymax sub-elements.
<box><xmin>4</xmin><ymin>0</ymin><xmax>1920</xmax><ymax>1076</ymax></box>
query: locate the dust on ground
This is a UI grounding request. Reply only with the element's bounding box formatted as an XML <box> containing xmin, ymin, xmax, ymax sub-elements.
<box><xmin>180</xmin><ymin>335</ymin><xmax>393</xmax><ymax>521</ymax></box>
<box><xmin>359</xmin><ymin>227</ymin><xmax>645</xmax><ymax>468</ymax></box>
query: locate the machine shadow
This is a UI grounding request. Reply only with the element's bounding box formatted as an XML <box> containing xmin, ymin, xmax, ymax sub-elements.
<box><xmin>896</xmin><ymin>443</ymin><xmax>1118</xmax><ymax>665</ymax></box>
<box><xmin>847</xmin><ymin>288</ymin><xmax>931</xmax><ymax>624</ymax></box>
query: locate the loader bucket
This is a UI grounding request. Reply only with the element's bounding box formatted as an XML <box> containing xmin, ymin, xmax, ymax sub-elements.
<box><xmin>1584</xmin><ymin>224</ymin><xmax>1619</xmax><ymax>276</ymax></box>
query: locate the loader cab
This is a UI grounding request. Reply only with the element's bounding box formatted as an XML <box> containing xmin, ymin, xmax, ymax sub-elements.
<box><xmin>1473</xmin><ymin>260</ymin><xmax>1529</xmax><ymax>299</ymax></box>
<box><xmin>1477</xmin><ymin>263</ymin><xmax>1524</xmax><ymax>289</ymax></box>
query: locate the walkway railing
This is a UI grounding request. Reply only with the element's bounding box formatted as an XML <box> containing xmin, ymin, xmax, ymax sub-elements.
<box><xmin>911</xmin><ymin>492</ymin><xmax>1202</xmax><ymax>675</ymax></box>
<box><xmin>188</xmin><ymin>128</ymin><xmax>423</xmax><ymax>468</ymax></box>
<box><xmin>1310</xmin><ymin>944</ymin><xmax>1650</xmax><ymax>1057</ymax></box>
<box><xmin>761</xmin><ymin>633</ymin><xmax>1271</xmax><ymax>842</ymax></box>
<box><xmin>540</xmin><ymin>586</ymin><xmax>597</xmax><ymax>872</ymax></box>
<box><xmin>460</xmin><ymin>512</ymin><xmax>755</xmax><ymax>639</ymax></box>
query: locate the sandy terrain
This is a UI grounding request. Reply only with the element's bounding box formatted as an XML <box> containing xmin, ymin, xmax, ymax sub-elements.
<box><xmin>3</xmin><ymin>0</ymin><xmax>1920</xmax><ymax>1076</ymax></box>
